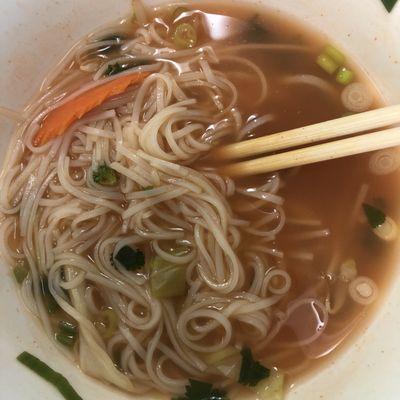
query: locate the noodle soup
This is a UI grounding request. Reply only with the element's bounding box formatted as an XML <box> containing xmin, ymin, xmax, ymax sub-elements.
<box><xmin>1</xmin><ymin>1</ymin><xmax>399</xmax><ymax>399</ymax></box>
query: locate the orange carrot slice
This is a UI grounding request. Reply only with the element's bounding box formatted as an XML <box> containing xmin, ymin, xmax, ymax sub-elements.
<box><xmin>33</xmin><ymin>71</ymin><xmax>150</xmax><ymax>146</ymax></box>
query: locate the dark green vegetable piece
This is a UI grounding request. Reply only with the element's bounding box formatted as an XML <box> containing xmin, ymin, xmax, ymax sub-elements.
<box><xmin>173</xmin><ymin>379</ymin><xmax>227</xmax><ymax>400</ymax></box>
<box><xmin>58</xmin><ymin>320</ymin><xmax>78</xmax><ymax>335</ymax></box>
<box><xmin>142</xmin><ymin>185</ymin><xmax>154</xmax><ymax>191</ymax></box>
<box><xmin>115</xmin><ymin>245</ymin><xmax>145</xmax><ymax>271</ymax></box>
<box><xmin>363</xmin><ymin>203</ymin><xmax>386</xmax><ymax>229</ymax></box>
<box><xmin>13</xmin><ymin>260</ymin><xmax>29</xmax><ymax>284</ymax></box>
<box><xmin>17</xmin><ymin>352</ymin><xmax>83</xmax><ymax>400</ymax></box>
<box><xmin>104</xmin><ymin>60</ymin><xmax>150</xmax><ymax>76</ymax></box>
<box><xmin>93</xmin><ymin>164</ymin><xmax>118</xmax><ymax>186</ymax></box>
<box><xmin>381</xmin><ymin>0</ymin><xmax>398</xmax><ymax>12</ymax></box>
<box><xmin>56</xmin><ymin>332</ymin><xmax>76</xmax><ymax>347</ymax></box>
<box><xmin>41</xmin><ymin>278</ymin><xmax>60</xmax><ymax>314</ymax></box>
<box><xmin>239</xmin><ymin>347</ymin><xmax>270</xmax><ymax>387</ymax></box>
<box><xmin>105</xmin><ymin>63</ymin><xmax>126</xmax><ymax>76</ymax></box>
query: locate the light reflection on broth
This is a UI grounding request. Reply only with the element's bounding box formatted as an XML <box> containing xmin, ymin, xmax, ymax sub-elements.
<box><xmin>1</xmin><ymin>1</ymin><xmax>399</xmax><ymax>399</ymax></box>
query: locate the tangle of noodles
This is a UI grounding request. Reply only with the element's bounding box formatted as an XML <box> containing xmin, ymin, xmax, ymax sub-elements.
<box><xmin>0</xmin><ymin>2</ymin><xmax>387</xmax><ymax>399</ymax></box>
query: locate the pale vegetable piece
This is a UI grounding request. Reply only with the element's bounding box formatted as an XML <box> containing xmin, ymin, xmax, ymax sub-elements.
<box><xmin>373</xmin><ymin>215</ymin><xmax>398</xmax><ymax>241</ymax></box>
<box><xmin>341</xmin><ymin>82</ymin><xmax>373</xmax><ymax>113</ymax></box>
<box><xmin>369</xmin><ymin>148</ymin><xmax>400</xmax><ymax>175</ymax></box>
<box><xmin>202</xmin><ymin>347</ymin><xmax>241</xmax><ymax>379</ymax></box>
<box><xmin>255</xmin><ymin>369</ymin><xmax>284</xmax><ymax>400</ymax></box>
<box><xmin>348</xmin><ymin>276</ymin><xmax>378</xmax><ymax>306</ymax></box>
<box><xmin>340</xmin><ymin>258</ymin><xmax>358</xmax><ymax>282</ymax></box>
<box><xmin>202</xmin><ymin>346</ymin><xmax>240</xmax><ymax>365</ymax></box>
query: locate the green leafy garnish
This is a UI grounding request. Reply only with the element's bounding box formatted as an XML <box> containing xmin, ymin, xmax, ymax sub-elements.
<box><xmin>105</xmin><ymin>63</ymin><xmax>126</xmax><ymax>76</ymax></box>
<box><xmin>381</xmin><ymin>0</ymin><xmax>398</xmax><ymax>12</ymax></box>
<box><xmin>93</xmin><ymin>164</ymin><xmax>118</xmax><ymax>186</ymax></box>
<box><xmin>173</xmin><ymin>379</ymin><xmax>227</xmax><ymax>400</ymax></box>
<box><xmin>104</xmin><ymin>60</ymin><xmax>150</xmax><ymax>76</ymax></box>
<box><xmin>17</xmin><ymin>352</ymin><xmax>83</xmax><ymax>400</ymax></box>
<box><xmin>239</xmin><ymin>348</ymin><xmax>270</xmax><ymax>387</ymax></box>
<box><xmin>115</xmin><ymin>246</ymin><xmax>145</xmax><ymax>271</ymax></box>
<box><xmin>363</xmin><ymin>203</ymin><xmax>386</xmax><ymax>229</ymax></box>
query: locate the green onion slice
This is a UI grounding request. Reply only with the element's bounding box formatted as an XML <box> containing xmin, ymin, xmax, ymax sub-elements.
<box><xmin>17</xmin><ymin>352</ymin><xmax>83</xmax><ymax>400</ymax></box>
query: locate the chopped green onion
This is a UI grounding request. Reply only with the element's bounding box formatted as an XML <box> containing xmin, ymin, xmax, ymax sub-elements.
<box><xmin>363</xmin><ymin>203</ymin><xmax>386</xmax><ymax>229</ymax></box>
<box><xmin>13</xmin><ymin>260</ymin><xmax>29</xmax><ymax>284</ymax></box>
<box><xmin>93</xmin><ymin>164</ymin><xmax>118</xmax><ymax>186</ymax></box>
<box><xmin>336</xmin><ymin>67</ymin><xmax>354</xmax><ymax>85</ymax></box>
<box><xmin>17</xmin><ymin>352</ymin><xmax>83</xmax><ymax>400</ymax></box>
<box><xmin>115</xmin><ymin>245</ymin><xmax>145</xmax><ymax>271</ymax></box>
<box><xmin>203</xmin><ymin>347</ymin><xmax>241</xmax><ymax>379</ymax></box>
<box><xmin>323</xmin><ymin>44</ymin><xmax>346</xmax><ymax>65</ymax></box>
<box><xmin>56</xmin><ymin>332</ymin><xmax>76</xmax><ymax>347</ymax></box>
<box><xmin>142</xmin><ymin>185</ymin><xmax>154</xmax><ymax>191</ymax></box>
<box><xmin>58</xmin><ymin>320</ymin><xmax>78</xmax><ymax>335</ymax></box>
<box><xmin>41</xmin><ymin>278</ymin><xmax>60</xmax><ymax>314</ymax></box>
<box><xmin>173</xmin><ymin>6</ymin><xmax>189</xmax><ymax>20</ymax></box>
<box><xmin>316</xmin><ymin>53</ymin><xmax>338</xmax><ymax>75</ymax></box>
<box><xmin>93</xmin><ymin>309</ymin><xmax>118</xmax><ymax>339</ymax></box>
<box><xmin>173</xmin><ymin>23</ymin><xmax>197</xmax><ymax>49</ymax></box>
<box><xmin>149</xmin><ymin>256</ymin><xmax>186</xmax><ymax>298</ymax></box>
<box><xmin>239</xmin><ymin>347</ymin><xmax>270</xmax><ymax>387</ymax></box>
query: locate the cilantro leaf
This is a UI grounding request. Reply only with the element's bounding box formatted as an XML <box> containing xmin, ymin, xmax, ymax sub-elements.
<box><xmin>363</xmin><ymin>203</ymin><xmax>386</xmax><ymax>229</ymax></box>
<box><xmin>381</xmin><ymin>0</ymin><xmax>398</xmax><ymax>12</ymax></box>
<box><xmin>238</xmin><ymin>348</ymin><xmax>270</xmax><ymax>387</ymax></box>
<box><xmin>173</xmin><ymin>379</ymin><xmax>227</xmax><ymax>400</ymax></box>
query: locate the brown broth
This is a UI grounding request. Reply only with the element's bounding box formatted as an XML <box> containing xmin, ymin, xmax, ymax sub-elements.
<box><xmin>173</xmin><ymin>1</ymin><xmax>400</xmax><ymax>386</ymax></box>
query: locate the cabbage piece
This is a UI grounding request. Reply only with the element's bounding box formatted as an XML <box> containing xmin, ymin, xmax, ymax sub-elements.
<box><xmin>65</xmin><ymin>267</ymin><xmax>134</xmax><ymax>392</ymax></box>
<box><xmin>254</xmin><ymin>369</ymin><xmax>284</xmax><ymax>400</ymax></box>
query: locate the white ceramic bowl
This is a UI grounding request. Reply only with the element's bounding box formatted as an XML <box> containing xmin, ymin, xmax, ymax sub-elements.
<box><xmin>1</xmin><ymin>1</ymin><xmax>400</xmax><ymax>399</ymax></box>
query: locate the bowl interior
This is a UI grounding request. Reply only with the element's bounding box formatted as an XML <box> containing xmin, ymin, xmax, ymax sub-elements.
<box><xmin>1</xmin><ymin>1</ymin><xmax>400</xmax><ymax>399</ymax></box>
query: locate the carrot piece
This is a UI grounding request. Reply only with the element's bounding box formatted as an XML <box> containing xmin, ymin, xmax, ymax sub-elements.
<box><xmin>33</xmin><ymin>72</ymin><xmax>150</xmax><ymax>146</ymax></box>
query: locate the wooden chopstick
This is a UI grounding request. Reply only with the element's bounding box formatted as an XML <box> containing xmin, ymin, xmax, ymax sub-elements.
<box><xmin>214</xmin><ymin>104</ymin><xmax>400</xmax><ymax>161</ymax></box>
<box><xmin>219</xmin><ymin>127</ymin><xmax>400</xmax><ymax>177</ymax></box>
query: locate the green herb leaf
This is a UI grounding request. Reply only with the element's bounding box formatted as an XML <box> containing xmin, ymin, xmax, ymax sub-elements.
<box><xmin>363</xmin><ymin>203</ymin><xmax>386</xmax><ymax>229</ymax></box>
<box><xmin>239</xmin><ymin>348</ymin><xmax>270</xmax><ymax>387</ymax></box>
<box><xmin>93</xmin><ymin>164</ymin><xmax>118</xmax><ymax>186</ymax></box>
<box><xmin>381</xmin><ymin>0</ymin><xmax>398</xmax><ymax>12</ymax></box>
<box><xmin>104</xmin><ymin>60</ymin><xmax>150</xmax><ymax>76</ymax></box>
<box><xmin>17</xmin><ymin>352</ymin><xmax>83</xmax><ymax>400</ymax></box>
<box><xmin>115</xmin><ymin>246</ymin><xmax>145</xmax><ymax>271</ymax></box>
<box><xmin>105</xmin><ymin>63</ymin><xmax>126</xmax><ymax>76</ymax></box>
<box><xmin>174</xmin><ymin>379</ymin><xmax>227</xmax><ymax>400</ymax></box>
